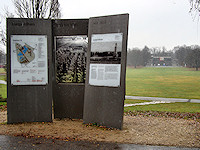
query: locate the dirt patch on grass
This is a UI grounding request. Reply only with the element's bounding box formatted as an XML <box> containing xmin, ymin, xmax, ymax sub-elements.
<box><xmin>0</xmin><ymin>110</ymin><xmax>200</xmax><ymax>148</ymax></box>
<box><xmin>125</xmin><ymin>111</ymin><xmax>200</xmax><ymax>120</ymax></box>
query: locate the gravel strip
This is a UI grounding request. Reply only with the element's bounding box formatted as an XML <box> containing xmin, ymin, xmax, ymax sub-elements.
<box><xmin>0</xmin><ymin>110</ymin><xmax>200</xmax><ymax>148</ymax></box>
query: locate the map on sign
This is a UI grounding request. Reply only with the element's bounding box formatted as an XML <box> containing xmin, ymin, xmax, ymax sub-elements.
<box><xmin>11</xmin><ymin>35</ymin><xmax>48</xmax><ymax>85</ymax></box>
<box><xmin>16</xmin><ymin>43</ymin><xmax>35</xmax><ymax>65</ymax></box>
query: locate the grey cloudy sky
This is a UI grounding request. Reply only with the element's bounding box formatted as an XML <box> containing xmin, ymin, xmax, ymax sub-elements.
<box><xmin>0</xmin><ymin>0</ymin><xmax>199</xmax><ymax>52</ymax></box>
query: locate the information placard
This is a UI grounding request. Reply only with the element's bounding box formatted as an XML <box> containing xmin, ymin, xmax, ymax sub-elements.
<box><xmin>90</xmin><ymin>33</ymin><xmax>123</xmax><ymax>63</ymax></box>
<box><xmin>89</xmin><ymin>33</ymin><xmax>123</xmax><ymax>87</ymax></box>
<box><xmin>89</xmin><ymin>64</ymin><xmax>121</xmax><ymax>87</ymax></box>
<box><xmin>11</xmin><ymin>35</ymin><xmax>48</xmax><ymax>85</ymax></box>
<box><xmin>55</xmin><ymin>35</ymin><xmax>87</xmax><ymax>83</ymax></box>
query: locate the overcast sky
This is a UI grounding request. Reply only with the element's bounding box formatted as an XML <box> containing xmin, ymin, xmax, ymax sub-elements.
<box><xmin>0</xmin><ymin>0</ymin><xmax>200</xmax><ymax>52</ymax></box>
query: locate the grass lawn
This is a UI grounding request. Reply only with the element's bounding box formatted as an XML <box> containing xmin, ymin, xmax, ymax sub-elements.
<box><xmin>126</xmin><ymin>67</ymin><xmax>200</xmax><ymax>99</ymax></box>
<box><xmin>0</xmin><ymin>84</ymin><xmax>7</xmax><ymax>99</ymax></box>
<box><xmin>0</xmin><ymin>66</ymin><xmax>6</xmax><ymax>99</ymax></box>
<box><xmin>0</xmin><ymin>75</ymin><xmax>6</xmax><ymax>81</ymax></box>
<box><xmin>0</xmin><ymin>71</ymin><xmax>7</xmax><ymax>99</ymax></box>
<box><xmin>124</xmin><ymin>101</ymin><xmax>200</xmax><ymax>113</ymax></box>
<box><xmin>0</xmin><ymin>68</ymin><xmax>5</xmax><ymax>73</ymax></box>
<box><xmin>0</xmin><ymin>102</ymin><xmax>6</xmax><ymax>106</ymax></box>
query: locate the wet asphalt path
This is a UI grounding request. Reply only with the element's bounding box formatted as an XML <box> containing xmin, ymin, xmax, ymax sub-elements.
<box><xmin>0</xmin><ymin>135</ymin><xmax>199</xmax><ymax>150</ymax></box>
<box><xmin>0</xmin><ymin>80</ymin><xmax>6</xmax><ymax>85</ymax></box>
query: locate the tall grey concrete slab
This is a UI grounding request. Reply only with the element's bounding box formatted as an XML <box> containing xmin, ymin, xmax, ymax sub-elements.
<box><xmin>7</xmin><ymin>18</ymin><xmax>52</xmax><ymax>123</ymax></box>
<box><xmin>83</xmin><ymin>14</ymin><xmax>129</xmax><ymax>129</ymax></box>
<box><xmin>52</xmin><ymin>19</ymin><xmax>88</xmax><ymax>119</ymax></box>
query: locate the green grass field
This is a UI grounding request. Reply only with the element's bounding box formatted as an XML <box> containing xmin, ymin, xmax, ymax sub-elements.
<box><xmin>126</xmin><ymin>67</ymin><xmax>200</xmax><ymax>99</ymax></box>
<box><xmin>0</xmin><ymin>102</ymin><xmax>6</xmax><ymax>106</ymax></box>
<box><xmin>0</xmin><ymin>84</ymin><xmax>7</xmax><ymax>99</ymax></box>
<box><xmin>0</xmin><ymin>67</ymin><xmax>200</xmax><ymax>113</ymax></box>
<box><xmin>0</xmin><ymin>68</ymin><xmax>6</xmax><ymax>99</ymax></box>
<box><xmin>0</xmin><ymin>68</ymin><xmax>5</xmax><ymax>73</ymax></box>
<box><xmin>0</xmin><ymin>75</ymin><xmax>6</xmax><ymax>81</ymax></box>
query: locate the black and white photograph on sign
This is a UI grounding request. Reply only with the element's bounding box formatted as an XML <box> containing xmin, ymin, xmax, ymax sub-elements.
<box><xmin>55</xmin><ymin>36</ymin><xmax>88</xmax><ymax>83</ymax></box>
<box><xmin>90</xmin><ymin>33</ymin><xmax>123</xmax><ymax>63</ymax></box>
<box><xmin>89</xmin><ymin>64</ymin><xmax>121</xmax><ymax>87</ymax></box>
<box><xmin>11</xmin><ymin>35</ymin><xmax>48</xmax><ymax>85</ymax></box>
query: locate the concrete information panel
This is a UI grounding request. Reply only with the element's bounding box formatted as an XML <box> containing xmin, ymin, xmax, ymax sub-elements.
<box><xmin>83</xmin><ymin>14</ymin><xmax>129</xmax><ymax>129</ymax></box>
<box><xmin>7</xmin><ymin>18</ymin><xmax>52</xmax><ymax>123</ymax></box>
<box><xmin>52</xmin><ymin>19</ymin><xmax>88</xmax><ymax>119</ymax></box>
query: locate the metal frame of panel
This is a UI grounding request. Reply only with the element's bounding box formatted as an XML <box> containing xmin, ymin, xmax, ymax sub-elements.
<box><xmin>52</xmin><ymin>19</ymin><xmax>88</xmax><ymax>119</ymax></box>
<box><xmin>83</xmin><ymin>14</ymin><xmax>129</xmax><ymax>129</ymax></box>
<box><xmin>7</xmin><ymin>18</ymin><xmax>53</xmax><ymax>123</ymax></box>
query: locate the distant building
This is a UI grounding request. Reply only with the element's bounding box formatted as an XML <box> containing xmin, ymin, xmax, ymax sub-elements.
<box><xmin>152</xmin><ymin>56</ymin><xmax>172</xmax><ymax>66</ymax></box>
<box><xmin>147</xmin><ymin>50</ymin><xmax>177</xmax><ymax>66</ymax></box>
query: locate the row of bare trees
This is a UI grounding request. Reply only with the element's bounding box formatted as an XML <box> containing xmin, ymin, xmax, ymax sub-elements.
<box><xmin>14</xmin><ymin>0</ymin><xmax>61</xmax><ymax>19</ymax></box>
<box><xmin>127</xmin><ymin>45</ymin><xmax>200</xmax><ymax>71</ymax></box>
<box><xmin>127</xmin><ymin>46</ymin><xmax>152</xmax><ymax>68</ymax></box>
<box><xmin>175</xmin><ymin>45</ymin><xmax>200</xmax><ymax>71</ymax></box>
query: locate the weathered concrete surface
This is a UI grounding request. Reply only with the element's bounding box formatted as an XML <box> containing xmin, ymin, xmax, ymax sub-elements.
<box><xmin>83</xmin><ymin>14</ymin><xmax>129</xmax><ymax>129</ymax></box>
<box><xmin>7</xmin><ymin>18</ymin><xmax>53</xmax><ymax>124</ymax></box>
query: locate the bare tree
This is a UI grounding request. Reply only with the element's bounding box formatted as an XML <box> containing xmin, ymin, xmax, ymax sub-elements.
<box><xmin>14</xmin><ymin>0</ymin><xmax>61</xmax><ymax>19</ymax></box>
<box><xmin>189</xmin><ymin>0</ymin><xmax>200</xmax><ymax>19</ymax></box>
<box><xmin>0</xmin><ymin>26</ymin><xmax>6</xmax><ymax>46</ymax></box>
<box><xmin>175</xmin><ymin>45</ymin><xmax>200</xmax><ymax>70</ymax></box>
<box><xmin>0</xmin><ymin>0</ymin><xmax>61</xmax><ymax>48</ymax></box>
<box><xmin>0</xmin><ymin>8</ymin><xmax>14</xmax><ymax>46</ymax></box>
<box><xmin>186</xmin><ymin>48</ymin><xmax>200</xmax><ymax>71</ymax></box>
<box><xmin>141</xmin><ymin>46</ymin><xmax>151</xmax><ymax>66</ymax></box>
<box><xmin>127</xmin><ymin>48</ymin><xmax>143</xmax><ymax>68</ymax></box>
<box><xmin>175</xmin><ymin>46</ymin><xmax>191</xmax><ymax>67</ymax></box>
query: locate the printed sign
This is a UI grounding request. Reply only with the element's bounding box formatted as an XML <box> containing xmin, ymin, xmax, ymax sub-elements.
<box><xmin>89</xmin><ymin>33</ymin><xmax>123</xmax><ymax>87</ymax></box>
<box><xmin>90</xmin><ymin>33</ymin><xmax>123</xmax><ymax>63</ymax></box>
<box><xmin>11</xmin><ymin>35</ymin><xmax>48</xmax><ymax>85</ymax></box>
<box><xmin>55</xmin><ymin>36</ymin><xmax>88</xmax><ymax>83</ymax></box>
<box><xmin>89</xmin><ymin>64</ymin><xmax>121</xmax><ymax>87</ymax></box>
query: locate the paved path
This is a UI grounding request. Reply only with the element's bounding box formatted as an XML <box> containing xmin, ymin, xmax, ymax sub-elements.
<box><xmin>0</xmin><ymin>135</ymin><xmax>199</xmax><ymax>150</ymax></box>
<box><xmin>0</xmin><ymin>80</ymin><xmax>6</xmax><ymax>85</ymax></box>
<box><xmin>124</xmin><ymin>101</ymin><xmax>172</xmax><ymax>107</ymax></box>
<box><xmin>126</xmin><ymin>96</ymin><xmax>200</xmax><ymax>103</ymax></box>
